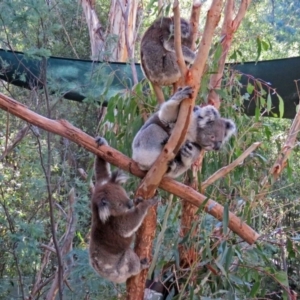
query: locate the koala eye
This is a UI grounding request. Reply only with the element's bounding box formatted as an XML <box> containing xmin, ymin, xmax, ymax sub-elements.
<box><xmin>210</xmin><ymin>135</ymin><xmax>215</xmax><ymax>140</ymax></box>
<box><xmin>100</xmin><ymin>199</ymin><xmax>107</xmax><ymax>206</ymax></box>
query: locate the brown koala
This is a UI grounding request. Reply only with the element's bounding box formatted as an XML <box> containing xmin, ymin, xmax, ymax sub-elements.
<box><xmin>140</xmin><ymin>17</ymin><xmax>195</xmax><ymax>103</ymax></box>
<box><xmin>132</xmin><ymin>86</ymin><xmax>236</xmax><ymax>178</ymax></box>
<box><xmin>89</xmin><ymin>137</ymin><xmax>159</xmax><ymax>283</ymax></box>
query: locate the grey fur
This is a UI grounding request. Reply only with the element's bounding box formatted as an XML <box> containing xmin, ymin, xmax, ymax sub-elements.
<box><xmin>132</xmin><ymin>86</ymin><xmax>237</xmax><ymax>178</ymax></box>
<box><xmin>89</xmin><ymin>137</ymin><xmax>159</xmax><ymax>283</ymax></box>
<box><xmin>140</xmin><ymin>17</ymin><xmax>195</xmax><ymax>86</ymax></box>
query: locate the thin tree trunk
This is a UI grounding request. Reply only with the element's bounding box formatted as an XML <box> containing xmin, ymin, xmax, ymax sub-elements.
<box><xmin>81</xmin><ymin>0</ymin><xmax>105</xmax><ymax>60</ymax></box>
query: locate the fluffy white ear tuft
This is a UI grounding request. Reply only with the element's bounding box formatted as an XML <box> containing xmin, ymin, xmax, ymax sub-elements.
<box><xmin>110</xmin><ymin>170</ymin><xmax>129</xmax><ymax>185</ymax></box>
<box><xmin>223</xmin><ymin>119</ymin><xmax>237</xmax><ymax>142</ymax></box>
<box><xmin>194</xmin><ymin>105</ymin><xmax>220</xmax><ymax>128</ymax></box>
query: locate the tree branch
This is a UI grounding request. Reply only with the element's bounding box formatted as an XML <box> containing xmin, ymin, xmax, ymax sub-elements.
<box><xmin>190</xmin><ymin>0</ymin><xmax>202</xmax><ymax>51</ymax></box>
<box><xmin>173</xmin><ymin>1</ymin><xmax>187</xmax><ymax>78</ymax></box>
<box><xmin>0</xmin><ymin>124</ymin><xmax>30</xmax><ymax>160</ymax></box>
<box><xmin>207</xmin><ymin>0</ymin><xmax>252</xmax><ymax>108</ymax></box>
<box><xmin>0</xmin><ymin>92</ymin><xmax>259</xmax><ymax>245</ymax></box>
<box><xmin>201</xmin><ymin>142</ymin><xmax>261</xmax><ymax>191</ymax></box>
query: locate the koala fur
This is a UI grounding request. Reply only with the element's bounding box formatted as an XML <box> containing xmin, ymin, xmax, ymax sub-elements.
<box><xmin>132</xmin><ymin>86</ymin><xmax>236</xmax><ymax>178</ymax></box>
<box><xmin>89</xmin><ymin>137</ymin><xmax>159</xmax><ymax>283</ymax></box>
<box><xmin>140</xmin><ymin>17</ymin><xmax>195</xmax><ymax>102</ymax></box>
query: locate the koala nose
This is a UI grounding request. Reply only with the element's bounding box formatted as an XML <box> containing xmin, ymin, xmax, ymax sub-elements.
<box><xmin>214</xmin><ymin>142</ymin><xmax>222</xmax><ymax>150</ymax></box>
<box><xmin>127</xmin><ymin>199</ymin><xmax>134</xmax><ymax>209</ymax></box>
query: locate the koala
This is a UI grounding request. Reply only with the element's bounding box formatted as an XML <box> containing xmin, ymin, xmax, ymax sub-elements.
<box><xmin>132</xmin><ymin>86</ymin><xmax>236</xmax><ymax>178</ymax></box>
<box><xmin>140</xmin><ymin>17</ymin><xmax>196</xmax><ymax>102</ymax></box>
<box><xmin>89</xmin><ymin>137</ymin><xmax>159</xmax><ymax>283</ymax></box>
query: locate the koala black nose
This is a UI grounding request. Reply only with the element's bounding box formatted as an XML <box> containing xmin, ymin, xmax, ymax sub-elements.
<box><xmin>127</xmin><ymin>200</ymin><xmax>134</xmax><ymax>209</ymax></box>
<box><xmin>214</xmin><ymin>142</ymin><xmax>222</xmax><ymax>150</ymax></box>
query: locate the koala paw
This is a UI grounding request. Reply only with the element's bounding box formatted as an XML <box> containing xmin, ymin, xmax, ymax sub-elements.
<box><xmin>180</xmin><ymin>142</ymin><xmax>194</xmax><ymax>158</ymax></box>
<box><xmin>140</xmin><ymin>258</ymin><xmax>150</xmax><ymax>269</ymax></box>
<box><xmin>95</xmin><ymin>136</ymin><xmax>108</xmax><ymax>147</ymax></box>
<box><xmin>149</xmin><ymin>196</ymin><xmax>160</xmax><ymax>206</ymax></box>
<box><xmin>173</xmin><ymin>86</ymin><xmax>193</xmax><ymax>102</ymax></box>
<box><xmin>134</xmin><ymin>197</ymin><xmax>144</xmax><ymax>205</ymax></box>
<box><xmin>168</xmin><ymin>160</ymin><xmax>177</xmax><ymax>172</ymax></box>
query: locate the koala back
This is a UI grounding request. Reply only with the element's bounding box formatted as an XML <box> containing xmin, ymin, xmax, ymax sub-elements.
<box><xmin>140</xmin><ymin>17</ymin><xmax>193</xmax><ymax>85</ymax></box>
<box><xmin>90</xmin><ymin>169</ymin><xmax>135</xmax><ymax>253</ymax></box>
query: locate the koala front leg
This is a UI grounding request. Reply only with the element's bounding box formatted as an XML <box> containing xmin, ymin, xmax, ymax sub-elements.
<box><xmin>167</xmin><ymin>141</ymin><xmax>201</xmax><ymax>178</ymax></box>
<box><xmin>158</xmin><ymin>86</ymin><xmax>193</xmax><ymax>126</ymax></box>
<box><xmin>94</xmin><ymin>136</ymin><xmax>111</xmax><ymax>184</ymax></box>
<box><xmin>163</xmin><ymin>40</ymin><xmax>195</xmax><ymax>64</ymax></box>
<box><xmin>182</xmin><ymin>45</ymin><xmax>196</xmax><ymax>64</ymax></box>
<box><xmin>116</xmin><ymin>196</ymin><xmax>159</xmax><ymax>238</ymax></box>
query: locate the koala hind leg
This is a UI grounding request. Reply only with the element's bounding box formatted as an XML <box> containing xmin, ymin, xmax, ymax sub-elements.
<box><xmin>115</xmin><ymin>249</ymin><xmax>146</xmax><ymax>283</ymax></box>
<box><xmin>166</xmin><ymin>142</ymin><xmax>200</xmax><ymax>178</ymax></box>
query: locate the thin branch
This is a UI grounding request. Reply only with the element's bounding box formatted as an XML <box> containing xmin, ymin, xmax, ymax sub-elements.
<box><xmin>270</xmin><ymin>109</ymin><xmax>300</xmax><ymax>180</ymax></box>
<box><xmin>46</xmin><ymin>188</ymin><xmax>77</xmax><ymax>300</ymax></box>
<box><xmin>0</xmin><ymin>91</ymin><xmax>259</xmax><ymax>245</ymax></box>
<box><xmin>0</xmin><ymin>124</ymin><xmax>30</xmax><ymax>160</ymax></box>
<box><xmin>190</xmin><ymin>0</ymin><xmax>202</xmax><ymax>51</ymax></box>
<box><xmin>40</xmin><ymin>243</ymin><xmax>56</xmax><ymax>254</ymax></box>
<box><xmin>201</xmin><ymin>142</ymin><xmax>261</xmax><ymax>191</ymax></box>
<box><xmin>207</xmin><ymin>0</ymin><xmax>252</xmax><ymax>108</ymax></box>
<box><xmin>173</xmin><ymin>1</ymin><xmax>187</xmax><ymax>77</ymax></box>
<box><xmin>78</xmin><ymin>168</ymin><xmax>95</xmax><ymax>194</ymax></box>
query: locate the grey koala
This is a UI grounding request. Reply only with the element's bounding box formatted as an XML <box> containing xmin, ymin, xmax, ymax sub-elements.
<box><xmin>132</xmin><ymin>86</ymin><xmax>236</xmax><ymax>178</ymax></box>
<box><xmin>140</xmin><ymin>17</ymin><xmax>196</xmax><ymax>102</ymax></box>
<box><xmin>89</xmin><ymin>137</ymin><xmax>159</xmax><ymax>283</ymax></box>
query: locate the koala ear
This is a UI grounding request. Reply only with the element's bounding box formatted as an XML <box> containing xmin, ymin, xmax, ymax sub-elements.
<box><xmin>110</xmin><ymin>169</ymin><xmax>129</xmax><ymax>185</ymax></box>
<box><xmin>223</xmin><ymin>119</ymin><xmax>237</xmax><ymax>142</ymax></box>
<box><xmin>195</xmin><ymin>105</ymin><xmax>220</xmax><ymax>128</ymax></box>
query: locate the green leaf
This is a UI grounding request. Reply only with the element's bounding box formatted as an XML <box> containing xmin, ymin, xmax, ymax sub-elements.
<box><xmin>256</xmin><ymin>37</ymin><xmax>262</xmax><ymax>62</ymax></box>
<box><xmin>246</xmin><ymin>83</ymin><xmax>254</xmax><ymax>94</ymax></box>
<box><xmin>261</xmin><ymin>40</ymin><xmax>269</xmax><ymax>51</ymax></box>
<box><xmin>267</xmin><ymin>93</ymin><xmax>272</xmax><ymax>111</ymax></box>
<box><xmin>277</xmin><ymin>94</ymin><xmax>284</xmax><ymax>118</ymax></box>
<box><xmin>274</xmin><ymin>271</ymin><xmax>289</xmax><ymax>287</ymax></box>
<box><xmin>286</xmin><ymin>238</ymin><xmax>295</xmax><ymax>258</ymax></box>
<box><xmin>250</xmin><ymin>281</ymin><xmax>260</xmax><ymax>297</ymax></box>
<box><xmin>230</xmin><ymin>50</ymin><xmax>237</xmax><ymax>60</ymax></box>
<box><xmin>223</xmin><ymin>203</ymin><xmax>229</xmax><ymax>235</ymax></box>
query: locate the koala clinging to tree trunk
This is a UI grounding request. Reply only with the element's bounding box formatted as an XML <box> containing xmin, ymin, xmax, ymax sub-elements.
<box><xmin>89</xmin><ymin>137</ymin><xmax>159</xmax><ymax>283</ymax></box>
<box><xmin>140</xmin><ymin>17</ymin><xmax>196</xmax><ymax>103</ymax></box>
<box><xmin>132</xmin><ymin>86</ymin><xmax>236</xmax><ymax>178</ymax></box>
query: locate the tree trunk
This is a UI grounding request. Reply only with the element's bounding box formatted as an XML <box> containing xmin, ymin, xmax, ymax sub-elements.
<box><xmin>81</xmin><ymin>0</ymin><xmax>105</xmax><ymax>60</ymax></box>
<box><xmin>81</xmin><ymin>0</ymin><xmax>138</xmax><ymax>61</ymax></box>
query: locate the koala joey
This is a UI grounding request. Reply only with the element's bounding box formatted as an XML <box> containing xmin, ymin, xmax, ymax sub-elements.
<box><xmin>89</xmin><ymin>137</ymin><xmax>159</xmax><ymax>283</ymax></box>
<box><xmin>140</xmin><ymin>17</ymin><xmax>196</xmax><ymax>103</ymax></box>
<box><xmin>132</xmin><ymin>86</ymin><xmax>236</xmax><ymax>178</ymax></box>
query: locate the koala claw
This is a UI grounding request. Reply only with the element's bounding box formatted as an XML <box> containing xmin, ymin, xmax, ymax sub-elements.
<box><xmin>95</xmin><ymin>136</ymin><xmax>108</xmax><ymax>147</ymax></box>
<box><xmin>181</xmin><ymin>142</ymin><xmax>194</xmax><ymax>157</ymax></box>
<box><xmin>134</xmin><ymin>197</ymin><xmax>144</xmax><ymax>205</ymax></box>
<box><xmin>173</xmin><ymin>86</ymin><xmax>193</xmax><ymax>102</ymax></box>
<box><xmin>140</xmin><ymin>258</ymin><xmax>150</xmax><ymax>269</ymax></box>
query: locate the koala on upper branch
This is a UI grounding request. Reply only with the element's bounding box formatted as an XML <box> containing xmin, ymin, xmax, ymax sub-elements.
<box><xmin>89</xmin><ymin>137</ymin><xmax>159</xmax><ymax>283</ymax></box>
<box><xmin>140</xmin><ymin>17</ymin><xmax>196</xmax><ymax>103</ymax></box>
<box><xmin>132</xmin><ymin>86</ymin><xmax>236</xmax><ymax>178</ymax></box>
